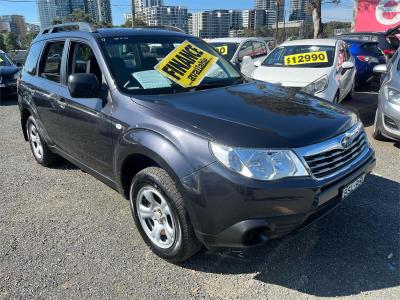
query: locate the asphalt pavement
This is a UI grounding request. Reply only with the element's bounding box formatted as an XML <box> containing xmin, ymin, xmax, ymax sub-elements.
<box><xmin>0</xmin><ymin>85</ymin><xmax>399</xmax><ymax>299</ymax></box>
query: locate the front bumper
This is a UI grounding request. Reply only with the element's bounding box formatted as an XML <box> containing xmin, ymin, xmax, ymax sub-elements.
<box><xmin>377</xmin><ymin>97</ymin><xmax>400</xmax><ymax>140</ymax></box>
<box><xmin>181</xmin><ymin>148</ymin><xmax>375</xmax><ymax>248</ymax></box>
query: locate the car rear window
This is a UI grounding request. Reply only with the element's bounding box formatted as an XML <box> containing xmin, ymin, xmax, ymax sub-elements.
<box><xmin>362</xmin><ymin>43</ymin><xmax>383</xmax><ymax>56</ymax></box>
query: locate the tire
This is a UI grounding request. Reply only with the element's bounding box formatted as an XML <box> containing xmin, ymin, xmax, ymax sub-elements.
<box><xmin>345</xmin><ymin>82</ymin><xmax>355</xmax><ymax>101</ymax></box>
<box><xmin>373</xmin><ymin>111</ymin><xmax>388</xmax><ymax>141</ymax></box>
<box><xmin>26</xmin><ymin>116</ymin><xmax>58</xmax><ymax>166</ymax></box>
<box><xmin>129</xmin><ymin>167</ymin><xmax>202</xmax><ymax>262</ymax></box>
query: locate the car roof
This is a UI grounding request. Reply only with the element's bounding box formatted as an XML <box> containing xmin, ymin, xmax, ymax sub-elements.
<box><xmin>339</xmin><ymin>32</ymin><xmax>384</xmax><ymax>36</ymax></box>
<box><xmin>34</xmin><ymin>27</ymin><xmax>191</xmax><ymax>42</ymax></box>
<box><xmin>204</xmin><ymin>37</ymin><xmax>266</xmax><ymax>43</ymax></box>
<box><xmin>280</xmin><ymin>38</ymin><xmax>338</xmax><ymax>47</ymax></box>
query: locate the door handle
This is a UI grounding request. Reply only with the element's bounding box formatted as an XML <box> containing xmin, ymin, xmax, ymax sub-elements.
<box><xmin>56</xmin><ymin>97</ymin><xmax>67</xmax><ymax>109</ymax></box>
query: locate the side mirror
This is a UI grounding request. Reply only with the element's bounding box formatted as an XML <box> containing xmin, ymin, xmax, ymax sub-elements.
<box><xmin>254</xmin><ymin>60</ymin><xmax>262</xmax><ymax>67</ymax></box>
<box><xmin>373</xmin><ymin>64</ymin><xmax>387</xmax><ymax>74</ymax></box>
<box><xmin>68</xmin><ymin>73</ymin><xmax>100</xmax><ymax>98</ymax></box>
<box><xmin>16</xmin><ymin>62</ymin><xmax>23</xmax><ymax>68</ymax></box>
<box><xmin>342</xmin><ymin>61</ymin><xmax>355</xmax><ymax>69</ymax></box>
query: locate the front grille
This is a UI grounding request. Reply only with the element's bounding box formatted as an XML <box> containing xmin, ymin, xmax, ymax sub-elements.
<box><xmin>303</xmin><ymin>130</ymin><xmax>368</xmax><ymax>179</ymax></box>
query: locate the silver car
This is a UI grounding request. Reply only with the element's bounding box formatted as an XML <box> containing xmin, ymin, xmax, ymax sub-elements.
<box><xmin>373</xmin><ymin>50</ymin><xmax>400</xmax><ymax>141</ymax></box>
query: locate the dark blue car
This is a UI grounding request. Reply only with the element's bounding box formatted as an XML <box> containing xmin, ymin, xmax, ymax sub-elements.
<box><xmin>343</xmin><ymin>39</ymin><xmax>386</xmax><ymax>85</ymax></box>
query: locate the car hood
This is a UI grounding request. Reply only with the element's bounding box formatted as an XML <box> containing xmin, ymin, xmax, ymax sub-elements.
<box><xmin>132</xmin><ymin>81</ymin><xmax>356</xmax><ymax>148</ymax></box>
<box><xmin>252</xmin><ymin>66</ymin><xmax>331</xmax><ymax>87</ymax></box>
<box><xmin>0</xmin><ymin>66</ymin><xmax>19</xmax><ymax>77</ymax></box>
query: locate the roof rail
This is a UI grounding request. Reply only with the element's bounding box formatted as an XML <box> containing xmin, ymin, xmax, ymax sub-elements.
<box><xmin>133</xmin><ymin>25</ymin><xmax>185</xmax><ymax>33</ymax></box>
<box><xmin>40</xmin><ymin>22</ymin><xmax>97</xmax><ymax>35</ymax></box>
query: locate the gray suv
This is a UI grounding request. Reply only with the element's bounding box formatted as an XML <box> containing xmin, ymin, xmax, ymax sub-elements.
<box><xmin>18</xmin><ymin>23</ymin><xmax>375</xmax><ymax>262</ymax></box>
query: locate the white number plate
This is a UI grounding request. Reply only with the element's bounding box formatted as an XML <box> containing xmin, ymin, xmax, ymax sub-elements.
<box><xmin>342</xmin><ymin>174</ymin><xmax>365</xmax><ymax>199</ymax></box>
<box><xmin>0</xmin><ymin>84</ymin><xmax>5</xmax><ymax>88</ymax></box>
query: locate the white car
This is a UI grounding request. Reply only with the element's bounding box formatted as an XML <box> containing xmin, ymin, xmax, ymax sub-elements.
<box><xmin>251</xmin><ymin>39</ymin><xmax>356</xmax><ymax>103</ymax></box>
<box><xmin>205</xmin><ymin>37</ymin><xmax>270</xmax><ymax>77</ymax></box>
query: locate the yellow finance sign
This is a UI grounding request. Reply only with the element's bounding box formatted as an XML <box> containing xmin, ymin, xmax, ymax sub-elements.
<box><xmin>155</xmin><ymin>40</ymin><xmax>218</xmax><ymax>88</ymax></box>
<box><xmin>284</xmin><ymin>51</ymin><xmax>328</xmax><ymax>66</ymax></box>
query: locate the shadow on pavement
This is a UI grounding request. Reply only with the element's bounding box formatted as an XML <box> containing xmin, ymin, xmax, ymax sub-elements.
<box><xmin>343</xmin><ymin>83</ymin><xmax>380</xmax><ymax>127</ymax></box>
<box><xmin>182</xmin><ymin>174</ymin><xmax>400</xmax><ymax>297</ymax></box>
<box><xmin>0</xmin><ymin>95</ymin><xmax>18</xmax><ymax>106</ymax></box>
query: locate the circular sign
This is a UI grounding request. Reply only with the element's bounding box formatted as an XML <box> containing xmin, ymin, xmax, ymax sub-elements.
<box><xmin>375</xmin><ymin>0</ymin><xmax>400</xmax><ymax>25</ymax></box>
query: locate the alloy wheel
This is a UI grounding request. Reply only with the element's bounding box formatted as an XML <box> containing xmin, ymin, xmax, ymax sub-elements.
<box><xmin>136</xmin><ymin>185</ymin><xmax>176</xmax><ymax>249</ymax></box>
<box><xmin>28</xmin><ymin>123</ymin><xmax>43</xmax><ymax>160</ymax></box>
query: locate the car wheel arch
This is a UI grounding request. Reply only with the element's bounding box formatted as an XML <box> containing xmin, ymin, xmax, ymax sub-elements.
<box><xmin>116</xmin><ymin>129</ymin><xmax>195</xmax><ymax>199</ymax></box>
<box><xmin>21</xmin><ymin>107</ymin><xmax>32</xmax><ymax>141</ymax></box>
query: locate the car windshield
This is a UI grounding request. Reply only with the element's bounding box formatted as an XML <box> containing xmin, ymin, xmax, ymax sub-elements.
<box><xmin>208</xmin><ymin>42</ymin><xmax>239</xmax><ymax>61</ymax></box>
<box><xmin>99</xmin><ymin>36</ymin><xmax>242</xmax><ymax>95</ymax></box>
<box><xmin>0</xmin><ymin>53</ymin><xmax>13</xmax><ymax>67</ymax></box>
<box><xmin>263</xmin><ymin>45</ymin><xmax>335</xmax><ymax>68</ymax></box>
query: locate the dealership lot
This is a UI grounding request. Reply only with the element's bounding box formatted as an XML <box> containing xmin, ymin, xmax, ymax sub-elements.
<box><xmin>0</xmin><ymin>85</ymin><xmax>399</xmax><ymax>299</ymax></box>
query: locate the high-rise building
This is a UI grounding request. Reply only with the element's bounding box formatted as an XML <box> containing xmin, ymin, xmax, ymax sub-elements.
<box><xmin>86</xmin><ymin>0</ymin><xmax>99</xmax><ymax>22</ymax></box>
<box><xmin>143</xmin><ymin>6</ymin><xmax>188</xmax><ymax>32</ymax></box>
<box><xmin>37</xmin><ymin>0</ymin><xmax>112</xmax><ymax>28</ymax></box>
<box><xmin>254</xmin><ymin>0</ymin><xmax>284</xmax><ymax>22</ymax></box>
<box><xmin>0</xmin><ymin>15</ymin><xmax>27</xmax><ymax>39</ymax></box>
<box><xmin>97</xmin><ymin>0</ymin><xmax>112</xmax><ymax>23</ymax></box>
<box><xmin>264</xmin><ymin>10</ymin><xmax>277</xmax><ymax>27</ymax></box>
<box><xmin>229</xmin><ymin>10</ymin><xmax>243</xmax><ymax>30</ymax></box>
<box><xmin>289</xmin><ymin>0</ymin><xmax>312</xmax><ymax>22</ymax></box>
<box><xmin>134</xmin><ymin>0</ymin><xmax>164</xmax><ymax>20</ymax></box>
<box><xmin>191</xmin><ymin>10</ymin><xmax>230</xmax><ymax>39</ymax></box>
<box><xmin>242</xmin><ymin>9</ymin><xmax>265</xmax><ymax>31</ymax></box>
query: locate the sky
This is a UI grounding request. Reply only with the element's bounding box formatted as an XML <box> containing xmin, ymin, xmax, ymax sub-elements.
<box><xmin>0</xmin><ymin>0</ymin><xmax>355</xmax><ymax>26</ymax></box>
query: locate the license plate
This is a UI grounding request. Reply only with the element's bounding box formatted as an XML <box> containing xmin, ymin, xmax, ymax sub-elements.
<box><xmin>342</xmin><ymin>174</ymin><xmax>365</xmax><ymax>199</ymax></box>
<box><xmin>0</xmin><ymin>84</ymin><xmax>5</xmax><ymax>88</ymax></box>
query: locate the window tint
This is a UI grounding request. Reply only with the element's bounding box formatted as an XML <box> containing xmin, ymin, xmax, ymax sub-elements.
<box><xmin>40</xmin><ymin>41</ymin><xmax>65</xmax><ymax>83</ymax></box>
<box><xmin>68</xmin><ymin>42</ymin><xmax>102</xmax><ymax>83</ymax></box>
<box><xmin>252</xmin><ymin>41</ymin><xmax>268</xmax><ymax>58</ymax></box>
<box><xmin>24</xmin><ymin>42</ymin><xmax>43</xmax><ymax>75</ymax></box>
<box><xmin>238</xmin><ymin>42</ymin><xmax>253</xmax><ymax>61</ymax></box>
<box><xmin>362</xmin><ymin>43</ymin><xmax>383</xmax><ymax>56</ymax></box>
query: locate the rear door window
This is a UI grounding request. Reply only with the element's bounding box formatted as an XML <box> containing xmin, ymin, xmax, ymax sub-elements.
<box><xmin>39</xmin><ymin>41</ymin><xmax>65</xmax><ymax>83</ymax></box>
<box><xmin>252</xmin><ymin>41</ymin><xmax>268</xmax><ymax>58</ymax></box>
<box><xmin>24</xmin><ymin>41</ymin><xmax>44</xmax><ymax>75</ymax></box>
<box><xmin>238</xmin><ymin>42</ymin><xmax>254</xmax><ymax>61</ymax></box>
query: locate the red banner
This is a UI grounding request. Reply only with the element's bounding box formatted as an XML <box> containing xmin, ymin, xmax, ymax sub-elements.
<box><xmin>355</xmin><ymin>0</ymin><xmax>400</xmax><ymax>32</ymax></box>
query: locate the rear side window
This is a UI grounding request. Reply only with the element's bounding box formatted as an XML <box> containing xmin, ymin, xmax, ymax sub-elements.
<box><xmin>252</xmin><ymin>41</ymin><xmax>268</xmax><ymax>58</ymax></box>
<box><xmin>24</xmin><ymin>42</ymin><xmax>44</xmax><ymax>75</ymax></box>
<box><xmin>39</xmin><ymin>41</ymin><xmax>65</xmax><ymax>83</ymax></box>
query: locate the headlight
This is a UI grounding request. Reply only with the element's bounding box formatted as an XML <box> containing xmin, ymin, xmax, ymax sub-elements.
<box><xmin>210</xmin><ymin>142</ymin><xmax>309</xmax><ymax>181</ymax></box>
<box><xmin>383</xmin><ymin>85</ymin><xmax>400</xmax><ymax>105</ymax></box>
<box><xmin>301</xmin><ymin>75</ymin><xmax>329</xmax><ymax>95</ymax></box>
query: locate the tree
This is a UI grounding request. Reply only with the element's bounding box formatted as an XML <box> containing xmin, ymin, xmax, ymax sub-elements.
<box><xmin>67</xmin><ymin>10</ymin><xmax>94</xmax><ymax>23</ymax></box>
<box><xmin>21</xmin><ymin>32</ymin><xmax>37</xmax><ymax>49</ymax></box>
<box><xmin>308</xmin><ymin>0</ymin><xmax>341</xmax><ymax>39</ymax></box>
<box><xmin>0</xmin><ymin>34</ymin><xmax>5</xmax><ymax>51</ymax></box>
<box><xmin>3</xmin><ymin>32</ymin><xmax>19</xmax><ymax>51</ymax></box>
<box><xmin>122</xmin><ymin>18</ymin><xmax>147</xmax><ymax>28</ymax></box>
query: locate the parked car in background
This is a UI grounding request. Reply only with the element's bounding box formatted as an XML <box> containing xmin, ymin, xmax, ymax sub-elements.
<box><xmin>0</xmin><ymin>50</ymin><xmax>19</xmax><ymax>103</ymax></box>
<box><xmin>372</xmin><ymin>50</ymin><xmax>400</xmax><ymax>141</ymax></box>
<box><xmin>252</xmin><ymin>39</ymin><xmax>356</xmax><ymax>103</ymax></box>
<box><xmin>18</xmin><ymin>23</ymin><xmax>375</xmax><ymax>262</ymax></box>
<box><xmin>205</xmin><ymin>37</ymin><xmax>270</xmax><ymax>76</ymax></box>
<box><xmin>337</xmin><ymin>31</ymin><xmax>399</xmax><ymax>59</ymax></box>
<box><xmin>342</xmin><ymin>39</ymin><xmax>386</xmax><ymax>85</ymax></box>
<box><xmin>7</xmin><ymin>49</ymin><xmax>27</xmax><ymax>67</ymax></box>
